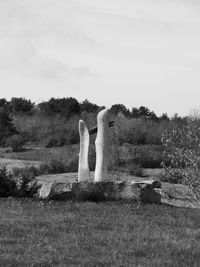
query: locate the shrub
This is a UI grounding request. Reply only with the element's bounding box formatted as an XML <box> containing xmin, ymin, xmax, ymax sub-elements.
<box><xmin>159</xmin><ymin>170</ymin><xmax>184</xmax><ymax>184</ymax></box>
<box><xmin>12</xmin><ymin>166</ymin><xmax>40</xmax><ymax>197</ymax></box>
<box><xmin>5</xmin><ymin>134</ymin><xmax>25</xmax><ymax>152</ymax></box>
<box><xmin>161</xmin><ymin>118</ymin><xmax>200</xmax><ymax>199</ymax></box>
<box><xmin>128</xmin><ymin>163</ymin><xmax>144</xmax><ymax>177</ymax></box>
<box><xmin>48</xmin><ymin>159</ymin><xmax>67</xmax><ymax>173</ymax></box>
<box><xmin>65</xmin><ymin>158</ymin><xmax>78</xmax><ymax>173</ymax></box>
<box><xmin>0</xmin><ymin>166</ymin><xmax>17</xmax><ymax>197</ymax></box>
<box><xmin>45</xmin><ymin>138</ymin><xmax>59</xmax><ymax>148</ymax></box>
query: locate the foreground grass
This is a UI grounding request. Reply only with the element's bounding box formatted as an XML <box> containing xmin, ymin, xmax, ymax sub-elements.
<box><xmin>0</xmin><ymin>200</ymin><xmax>200</xmax><ymax>266</ymax></box>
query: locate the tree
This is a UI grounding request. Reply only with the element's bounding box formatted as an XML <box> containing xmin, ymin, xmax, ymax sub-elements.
<box><xmin>80</xmin><ymin>99</ymin><xmax>100</xmax><ymax>113</ymax></box>
<box><xmin>131</xmin><ymin>107</ymin><xmax>139</xmax><ymax>118</ymax></box>
<box><xmin>0</xmin><ymin>98</ymin><xmax>9</xmax><ymax>109</ymax></box>
<box><xmin>0</xmin><ymin>108</ymin><xmax>17</xmax><ymax>145</ymax></box>
<box><xmin>110</xmin><ymin>104</ymin><xmax>131</xmax><ymax>117</ymax></box>
<box><xmin>9</xmin><ymin>98</ymin><xmax>35</xmax><ymax>115</ymax></box>
<box><xmin>161</xmin><ymin>118</ymin><xmax>200</xmax><ymax>200</ymax></box>
<box><xmin>159</xmin><ymin>113</ymin><xmax>170</xmax><ymax>121</ymax></box>
<box><xmin>132</xmin><ymin>106</ymin><xmax>158</xmax><ymax>121</ymax></box>
<box><xmin>38</xmin><ymin>97</ymin><xmax>80</xmax><ymax>118</ymax></box>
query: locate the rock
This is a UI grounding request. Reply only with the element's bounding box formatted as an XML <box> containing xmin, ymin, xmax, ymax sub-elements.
<box><xmin>37</xmin><ymin>174</ymin><xmax>200</xmax><ymax>209</ymax></box>
<box><xmin>160</xmin><ymin>182</ymin><xmax>200</xmax><ymax>209</ymax></box>
<box><xmin>38</xmin><ymin>179</ymin><xmax>161</xmax><ymax>203</ymax></box>
<box><xmin>140</xmin><ymin>185</ymin><xmax>161</xmax><ymax>204</ymax></box>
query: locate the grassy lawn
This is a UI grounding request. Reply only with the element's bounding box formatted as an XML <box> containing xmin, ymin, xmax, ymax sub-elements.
<box><xmin>0</xmin><ymin>199</ymin><xmax>200</xmax><ymax>266</ymax></box>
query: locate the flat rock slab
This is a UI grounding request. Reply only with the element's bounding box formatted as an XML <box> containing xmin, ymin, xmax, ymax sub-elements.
<box><xmin>36</xmin><ymin>172</ymin><xmax>157</xmax><ymax>183</ymax></box>
<box><xmin>160</xmin><ymin>182</ymin><xmax>200</xmax><ymax>209</ymax></box>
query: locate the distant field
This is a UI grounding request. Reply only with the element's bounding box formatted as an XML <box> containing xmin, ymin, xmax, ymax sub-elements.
<box><xmin>0</xmin><ymin>145</ymin><xmax>79</xmax><ymax>164</ymax></box>
<box><xmin>0</xmin><ymin>199</ymin><xmax>200</xmax><ymax>266</ymax></box>
<box><xmin>0</xmin><ymin>144</ymin><xmax>165</xmax><ymax>178</ymax></box>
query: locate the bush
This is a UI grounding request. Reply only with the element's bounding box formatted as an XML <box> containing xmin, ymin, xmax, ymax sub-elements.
<box><xmin>48</xmin><ymin>159</ymin><xmax>67</xmax><ymax>173</ymax></box>
<box><xmin>159</xmin><ymin>170</ymin><xmax>184</xmax><ymax>184</ymax></box>
<box><xmin>5</xmin><ymin>134</ymin><xmax>25</xmax><ymax>152</ymax></box>
<box><xmin>161</xmin><ymin>118</ymin><xmax>200</xmax><ymax>199</ymax></box>
<box><xmin>0</xmin><ymin>166</ymin><xmax>17</xmax><ymax>197</ymax></box>
<box><xmin>0</xmin><ymin>165</ymin><xmax>39</xmax><ymax>198</ymax></box>
<box><xmin>128</xmin><ymin>163</ymin><xmax>144</xmax><ymax>177</ymax></box>
<box><xmin>12</xmin><ymin>166</ymin><xmax>40</xmax><ymax>197</ymax></box>
<box><xmin>45</xmin><ymin>138</ymin><xmax>59</xmax><ymax>148</ymax></box>
<box><xmin>65</xmin><ymin>158</ymin><xmax>78</xmax><ymax>173</ymax></box>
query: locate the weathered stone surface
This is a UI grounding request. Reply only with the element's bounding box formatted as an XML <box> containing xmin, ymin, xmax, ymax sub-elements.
<box><xmin>160</xmin><ymin>182</ymin><xmax>200</xmax><ymax>209</ymax></box>
<box><xmin>78</xmin><ymin>120</ymin><xmax>90</xmax><ymax>182</ymax></box>
<box><xmin>37</xmin><ymin>172</ymin><xmax>200</xmax><ymax>209</ymax></box>
<box><xmin>140</xmin><ymin>185</ymin><xmax>161</xmax><ymax>204</ymax></box>
<box><xmin>38</xmin><ymin>180</ymin><xmax>161</xmax><ymax>203</ymax></box>
<box><xmin>94</xmin><ymin>109</ymin><xmax>110</xmax><ymax>182</ymax></box>
<box><xmin>39</xmin><ymin>182</ymin><xmax>74</xmax><ymax>200</ymax></box>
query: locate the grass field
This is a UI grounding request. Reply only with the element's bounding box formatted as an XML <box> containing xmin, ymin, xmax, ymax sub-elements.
<box><xmin>0</xmin><ymin>199</ymin><xmax>200</xmax><ymax>266</ymax></box>
<box><xmin>0</xmin><ymin>145</ymin><xmax>79</xmax><ymax>164</ymax></box>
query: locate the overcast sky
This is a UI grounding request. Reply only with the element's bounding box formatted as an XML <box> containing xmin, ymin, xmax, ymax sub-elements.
<box><xmin>0</xmin><ymin>0</ymin><xmax>200</xmax><ymax>116</ymax></box>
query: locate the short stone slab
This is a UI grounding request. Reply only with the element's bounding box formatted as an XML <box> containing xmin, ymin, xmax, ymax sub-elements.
<box><xmin>38</xmin><ymin>180</ymin><xmax>161</xmax><ymax>203</ymax></box>
<box><xmin>160</xmin><ymin>182</ymin><xmax>200</xmax><ymax>209</ymax></box>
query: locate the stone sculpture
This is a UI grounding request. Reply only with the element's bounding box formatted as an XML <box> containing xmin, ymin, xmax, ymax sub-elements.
<box><xmin>94</xmin><ymin>109</ymin><xmax>110</xmax><ymax>182</ymax></box>
<box><xmin>78</xmin><ymin>120</ymin><xmax>90</xmax><ymax>182</ymax></box>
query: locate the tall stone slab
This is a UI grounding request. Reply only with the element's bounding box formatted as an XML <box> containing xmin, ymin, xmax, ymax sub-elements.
<box><xmin>78</xmin><ymin>120</ymin><xmax>90</xmax><ymax>182</ymax></box>
<box><xmin>94</xmin><ymin>109</ymin><xmax>110</xmax><ymax>182</ymax></box>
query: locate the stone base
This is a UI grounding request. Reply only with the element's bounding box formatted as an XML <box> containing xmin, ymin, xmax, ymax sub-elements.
<box><xmin>38</xmin><ymin>180</ymin><xmax>161</xmax><ymax>203</ymax></box>
<box><xmin>36</xmin><ymin>171</ymin><xmax>200</xmax><ymax>209</ymax></box>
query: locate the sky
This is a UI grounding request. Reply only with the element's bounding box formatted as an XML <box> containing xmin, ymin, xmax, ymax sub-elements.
<box><xmin>0</xmin><ymin>0</ymin><xmax>200</xmax><ymax>116</ymax></box>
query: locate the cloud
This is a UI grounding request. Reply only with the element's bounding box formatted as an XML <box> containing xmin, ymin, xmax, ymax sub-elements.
<box><xmin>0</xmin><ymin>0</ymin><xmax>200</xmax><ymax>115</ymax></box>
<box><xmin>0</xmin><ymin>0</ymin><xmax>97</xmax><ymax>79</ymax></box>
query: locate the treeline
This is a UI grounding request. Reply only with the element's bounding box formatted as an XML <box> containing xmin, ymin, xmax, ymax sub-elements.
<box><xmin>0</xmin><ymin>97</ymin><xmax>188</xmax><ymax>149</ymax></box>
<box><xmin>0</xmin><ymin>97</ymin><xmax>186</xmax><ymax>121</ymax></box>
